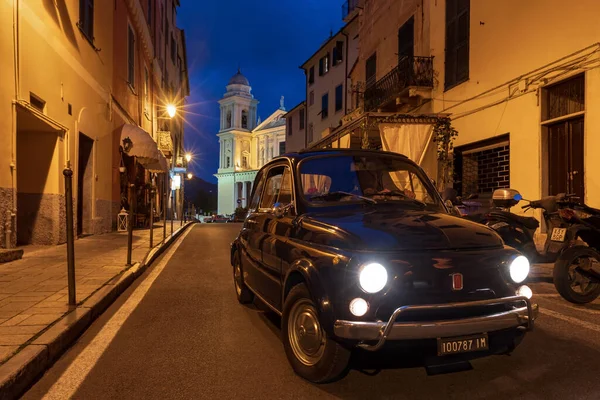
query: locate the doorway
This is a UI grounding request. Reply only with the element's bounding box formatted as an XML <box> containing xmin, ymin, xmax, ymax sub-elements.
<box><xmin>547</xmin><ymin>117</ymin><xmax>584</xmax><ymax>200</ymax></box>
<box><xmin>77</xmin><ymin>133</ymin><xmax>94</xmax><ymax>236</ymax></box>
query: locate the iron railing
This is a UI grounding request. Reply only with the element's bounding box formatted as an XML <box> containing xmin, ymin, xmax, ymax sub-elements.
<box><xmin>364</xmin><ymin>56</ymin><xmax>434</xmax><ymax>112</ymax></box>
<box><xmin>342</xmin><ymin>0</ymin><xmax>359</xmax><ymax>20</ymax></box>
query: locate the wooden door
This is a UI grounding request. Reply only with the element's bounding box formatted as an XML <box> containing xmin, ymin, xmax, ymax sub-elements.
<box><xmin>548</xmin><ymin>117</ymin><xmax>584</xmax><ymax>200</ymax></box>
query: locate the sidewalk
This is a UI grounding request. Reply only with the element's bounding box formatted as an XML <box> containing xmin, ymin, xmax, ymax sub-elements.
<box><xmin>0</xmin><ymin>221</ymin><xmax>186</xmax><ymax>365</ymax></box>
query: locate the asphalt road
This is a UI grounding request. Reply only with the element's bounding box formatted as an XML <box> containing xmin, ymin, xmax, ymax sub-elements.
<box><xmin>23</xmin><ymin>224</ymin><xmax>600</xmax><ymax>400</ymax></box>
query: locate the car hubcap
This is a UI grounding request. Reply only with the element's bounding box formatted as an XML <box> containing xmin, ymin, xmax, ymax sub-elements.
<box><xmin>234</xmin><ymin>261</ymin><xmax>242</xmax><ymax>296</ymax></box>
<box><xmin>288</xmin><ymin>299</ymin><xmax>326</xmax><ymax>366</ymax></box>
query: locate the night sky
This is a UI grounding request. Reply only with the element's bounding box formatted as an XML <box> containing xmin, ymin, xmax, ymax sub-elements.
<box><xmin>178</xmin><ymin>0</ymin><xmax>343</xmax><ymax>183</ymax></box>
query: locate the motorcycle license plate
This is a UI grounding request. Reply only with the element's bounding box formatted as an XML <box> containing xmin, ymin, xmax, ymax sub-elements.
<box><xmin>551</xmin><ymin>227</ymin><xmax>567</xmax><ymax>242</ymax></box>
<box><xmin>437</xmin><ymin>333</ymin><xmax>489</xmax><ymax>356</ymax></box>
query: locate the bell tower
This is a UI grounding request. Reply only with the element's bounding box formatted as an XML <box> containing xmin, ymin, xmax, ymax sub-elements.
<box><xmin>217</xmin><ymin>69</ymin><xmax>259</xmax><ymax>173</ymax></box>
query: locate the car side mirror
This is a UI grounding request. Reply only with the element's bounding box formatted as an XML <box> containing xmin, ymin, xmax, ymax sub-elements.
<box><xmin>272</xmin><ymin>202</ymin><xmax>294</xmax><ymax>218</ymax></box>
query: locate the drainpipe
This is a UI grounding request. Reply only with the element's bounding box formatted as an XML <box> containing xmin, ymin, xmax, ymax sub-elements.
<box><xmin>342</xmin><ymin>29</ymin><xmax>349</xmax><ymax>117</ymax></box>
<box><xmin>7</xmin><ymin>0</ymin><xmax>20</xmax><ymax>249</ymax></box>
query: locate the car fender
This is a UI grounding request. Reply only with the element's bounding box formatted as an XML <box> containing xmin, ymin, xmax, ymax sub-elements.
<box><xmin>282</xmin><ymin>258</ymin><xmax>337</xmax><ymax>334</ymax></box>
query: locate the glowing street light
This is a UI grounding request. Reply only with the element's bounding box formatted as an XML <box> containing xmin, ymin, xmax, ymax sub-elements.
<box><xmin>187</xmin><ymin>172</ymin><xmax>193</xmax><ymax>180</ymax></box>
<box><xmin>166</xmin><ymin>104</ymin><xmax>177</xmax><ymax>118</ymax></box>
<box><xmin>185</xmin><ymin>153</ymin><xmax>192</xmax><ymax>162</ymax></box>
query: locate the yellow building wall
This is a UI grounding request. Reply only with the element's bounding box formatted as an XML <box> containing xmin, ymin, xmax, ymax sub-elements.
<box><xmin>428</xmin><ymin>0</ymin><xmax>600</xmax><ymax>209</ymax></box>
<box><xmin>1</xmin><ymin>0</ymin><xmax>115</xmax><ymax>245</ymax></box>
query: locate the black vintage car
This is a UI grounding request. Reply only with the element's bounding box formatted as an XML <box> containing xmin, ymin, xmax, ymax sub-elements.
<box><xmin>230</xmin><ymin>149</ymin><xmax>538</xmax><ymax>383</ymax></box>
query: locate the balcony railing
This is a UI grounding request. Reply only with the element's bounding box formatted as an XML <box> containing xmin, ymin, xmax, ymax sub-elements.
<box><xmin>342</xmin><ymin>0</ymin><xmax>359</xmax><ymax>20</ymax></box>
<box><xmin>364</xmin><ymin>56</ymin><xmax>434</xmax><ymax>112</ymax></box>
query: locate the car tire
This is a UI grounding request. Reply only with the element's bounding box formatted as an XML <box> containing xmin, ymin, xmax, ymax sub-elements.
<box><xmin>281</xmin><ymin>283</ymin><xmax>350</xmax><ymax>383</ymax></box>
<box><xmin>553</xmin><ymin>246</ymin><xmax>600</xmax><ymax>304</ymax></box>
<box><xmin>233</xmin><ymin>251</ymin><xmax>254</xmax><ymax>304</ymax></box>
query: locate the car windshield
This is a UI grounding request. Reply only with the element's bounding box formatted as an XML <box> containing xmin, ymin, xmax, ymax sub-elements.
<box><xmin>299</xmin><ymin>154</ymin><xmax>443</xmax><ymax>210</ymax></box>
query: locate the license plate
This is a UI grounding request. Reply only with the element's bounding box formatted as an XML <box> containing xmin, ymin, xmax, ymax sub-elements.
<box><xmin>551</xmin><ymin>227</ymin><xmax>567</xmax><ymax>242</ymax></box>
<box><xmin>437</xmin><ymin>333</ymin><xmax>489</xmax><ymax>356</ymax></box>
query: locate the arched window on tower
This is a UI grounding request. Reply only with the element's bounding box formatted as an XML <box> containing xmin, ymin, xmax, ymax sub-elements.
<box><xmin>241</xmin><ymin>110</ymin><xmax>248</xmax><ymax>129</ymax></box>
<box><xmin>226</xmin><ymin>110</ymin><xmax>232</xmax><ymax>129</ymax></box>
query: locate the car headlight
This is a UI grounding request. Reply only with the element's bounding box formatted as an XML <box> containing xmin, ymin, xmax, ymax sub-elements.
<box><xmin>509</xmin><ymin>255</ymin><xmax>530</xmax><ymax>283</ymax></box>
<box><xmin>359</xmin><ymin>263</ymin><xmax>388</xmax><ymax>293</ymax></box>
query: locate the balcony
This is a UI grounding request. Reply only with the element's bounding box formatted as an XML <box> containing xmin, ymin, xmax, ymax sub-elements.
<box><xmin>364</xmin><ymin>56</ymin><xmax>434</xmax><ymax>112</ymax></box>
<box><xmin>342</xmin><ymin>0</ymin><xmax>360</xmax><ymax>22</ymax></box>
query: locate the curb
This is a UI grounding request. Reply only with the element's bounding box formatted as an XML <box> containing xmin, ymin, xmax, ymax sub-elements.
<box><xmin>0</xmin><ymin>222</ymin><xmax>196</xmax><ymax>400</ymax></box>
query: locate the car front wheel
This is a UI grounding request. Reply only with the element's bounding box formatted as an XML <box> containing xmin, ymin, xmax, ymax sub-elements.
<box><xmin>281</xmin><ymin>283</ymin><xmax>350</xmax><ymax>383</ymax></box>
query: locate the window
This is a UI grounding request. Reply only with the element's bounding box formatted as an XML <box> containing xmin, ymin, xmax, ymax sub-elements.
<box><xmin>260</xmin><ymin>167</ymin><xmax>292</xmax><ymax>210</ymax></box>
<box><xmin>321</xmin><ymin>93</ymin><xmax>329</xmax><ymax>119</ymax></box>
<box><xmin>445</xmin><ymin>0</ymin><xmax>470</xmax><ymax>89</ymax></box>
<box><xmin>288</xmin><ymin>116</ymin><xmax>293</xmax><ymax>136</ymax></box>
<box><xmin>319</xmin><ymin>53</ymin><xmax>330</xmax><ymax>76</ymax></box>
<box><xmin>226</xmin><ymin>110</ymin><xmax>232</xmax><ymax>128</ymax></box>
<box><xmin>308</xmin><ymin>66</ymin><xmax>314</xmax><ymax>85</ymax></box>
<box><xmin>279</xmin><ymin>142</ymin><xmax>286</xmax><ymax>155</ymax></box>
<box><xmin>171</xmin><ymin>34</ymin><xmax>176</xmax><ymax>63</ymax></box>
<box><xmin>309</xmin><ymin>91</ymin><xmax>314</xmax><ymax>106</ymax></box>
<box><xmin>544</xmin><ymin>74</ymin><xmax>585</xmax><ymax>121</ymax></box>
<box><xmin>299</xmin><ymin>109</ymin><xmax>305</xmax><ymax>130</ymax></box>
<box><xmin>127</xmin><ymin>25</ymin><xmax>135</xmax><ymax>87</ymax></box>
<box><xmin>366</xmin><ymin>53</ymin><xmax>377</xmax><ymax>88</ymax></box>
<box><xmin>226</xmin><ymin>156</ymin><xmax>231</xmax><ymax>168</ymax></box>
<box><xmin>335</xmin><ymin>84</ymin><xmax>343</xmax><ymax>112</ymax></box>
<box><xmin>242</xmin><ymin>155</ymin><xmax>248</xmax><ymax>169</ymax></box>
<box><xmin>308</xmin><ymin>123</ymin><xmax>314</xmax><ymax>143</ymax></box>
<box><xmin>79</xmin><ymin>0</ymin><xmax>94</xmax><ymax>41</ymax></box>
<box><xmin>398</xmin><ymin>16</ymin><xmax>415</xmax><ymax>60</ymax></box>
<box><xmin>242</xmin><ymin>110</ymin><xmax>248</xmax><ymax>129</ymax></box>
<box><xmin>144</xmin><ymin>67</ymin><xmax>149</xmax><ymax>114</ymax></box>
<box><xmin>147</xmin><ymin>0</ymin><xmax>152</xmax><ymax>25</ymax></box>
<box><xmin>333</xmin><ymin>41</ymin><xmax>344</xmax><ymax>66</ymax></box>
<box><xmin>249</xmin><ymin>170</ymin><xmax>265</xmax><ymax>211</ymax></box>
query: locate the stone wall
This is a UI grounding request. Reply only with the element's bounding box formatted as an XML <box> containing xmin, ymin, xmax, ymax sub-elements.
<box><xmin>16</xmin><ymin>192</ymin><xmax>66</xmax><ymax>246</ymax></box>
<box><xmin>0</xmin><ymin>187</ymin><xmax>16</xmax><ymax>248</ymax></box>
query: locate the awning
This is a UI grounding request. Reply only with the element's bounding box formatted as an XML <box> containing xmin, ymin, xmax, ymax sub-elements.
<box><xmin>379</xmin><ymin>123</ymin><xmax>434</xmax><ymax>165</ymax></box>
<box><xmin>119</xmin><ymin>124</ymin><xmax>168</xmax><ymax>173</ymax></box>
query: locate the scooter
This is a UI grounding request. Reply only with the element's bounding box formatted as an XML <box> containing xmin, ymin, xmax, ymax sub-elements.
<box><xmin>444</xmin><ymin>189</ymin><xmax>600</xmax><ymax>303</ymax></box>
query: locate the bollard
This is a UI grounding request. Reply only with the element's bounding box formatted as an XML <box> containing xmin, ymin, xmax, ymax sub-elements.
<box><xmin>170</xmin><ymin>190</ymin><xmax>174</xmax><ymax>235</ymax></box>
<box><xmin>149</xmin><ymin>187</ymin><xmax>155</xmax><ymax>248</ymax></box>
<box><xmin>63</xmin><ymin>168</ymin><xmax>76</xmax><ymax>306</ymax></box>
<box><xmin>127</xmin><ymin>184</ymin><xmax>134</xmax><ymax>266</ymax></box>
<box><xmin>163</xmin><ymin>189</ymin><xmax>167</xmax><ymax>241</ymax></box>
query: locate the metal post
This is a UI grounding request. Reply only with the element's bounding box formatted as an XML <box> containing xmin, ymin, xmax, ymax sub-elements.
<box><xmin>149</xmin><ymin>187</ymin><xmax>155</xmax><ymax>248</ymax></box>
<box><xmin>180</xmin><ymin>177</ymin><xmax>184</xmax><ymax>226</ymax></box>
<box><xmin>127</xmin><ymin>184</ymin><xmax>134</xmax><ymax>266</ymax></box>
<box><xmin>163</xmin><ymin>176</ymin><xmax>167</xmax><ymax>241</ymax></box>
<box><xmin>170</xmin><ymin>190</ymin><xmax>174</xmax><ymax>235</ymax></box>
<box><xmin>63</xmin><ymin>168</ymin><xmax>76</xmax><ymax>306</ymax></box>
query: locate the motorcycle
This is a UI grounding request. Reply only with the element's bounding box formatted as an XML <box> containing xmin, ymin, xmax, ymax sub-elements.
<box><xmin>443</xmin><ymin>189</ymin><xmax>600</xmax><ymax>304</ymax></box>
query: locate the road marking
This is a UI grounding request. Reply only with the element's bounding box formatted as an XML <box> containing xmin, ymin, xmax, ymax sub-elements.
<box><xmin>539</xmin><ymin>308</ymin><xmax>600</xmax><ymax>333</ymax></box>
<box><xmin>42</xmin><ymin>229</ymin><xmax>193</xmax><ymax>400</ymax></box>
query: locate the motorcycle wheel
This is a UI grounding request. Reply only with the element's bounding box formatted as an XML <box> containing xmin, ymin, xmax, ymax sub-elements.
<box><xmin>553</xmin><ymin>246</ymin><xmax>600</xmax><ymax>304</ymax></box>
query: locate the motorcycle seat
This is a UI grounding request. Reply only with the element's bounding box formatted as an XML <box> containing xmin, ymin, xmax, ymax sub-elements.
<box><xmin>489</xmin><ymin>211</ymin><xmax>540</xmax><ymax>230</ymax></box>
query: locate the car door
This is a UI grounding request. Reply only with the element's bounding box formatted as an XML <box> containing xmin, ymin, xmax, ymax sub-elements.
<box><xmin>239</xmin><ymin>170</ymin><xmax>265</xmax><ymax>292</ymax></box>
<box><xmin>246</xmin><ymin>163</ymin><xmax>293</xmax><ymax>308</ymax></box>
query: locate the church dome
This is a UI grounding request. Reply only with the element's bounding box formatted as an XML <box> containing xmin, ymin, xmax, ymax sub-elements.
<box><xmin>228</xmin><ymin>69</ymin><xmax>250</xmax><ymax>86</ymax></box>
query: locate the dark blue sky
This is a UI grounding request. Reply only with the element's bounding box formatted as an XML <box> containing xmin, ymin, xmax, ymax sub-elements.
<box><xmin>178</xmin><ymin>0</ymin><xmax>344</xmax><ymax>183</ymax></box>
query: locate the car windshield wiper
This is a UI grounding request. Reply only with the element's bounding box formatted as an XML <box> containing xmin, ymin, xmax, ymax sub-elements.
<box><xmin>369</xmin><ymin>190</ymin><xmax>427</xmax><ymax>207</ymax></box>
<box><xmin>310</xmin><ymin>191</ymin><xmax>377</xmax><ymax>204</ymax></box>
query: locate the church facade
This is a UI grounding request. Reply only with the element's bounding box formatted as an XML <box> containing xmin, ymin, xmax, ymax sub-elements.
<box><xmin>215</xmin><ymin>71</ymin><xmax>287</xmax><ymax>215</ymax></box>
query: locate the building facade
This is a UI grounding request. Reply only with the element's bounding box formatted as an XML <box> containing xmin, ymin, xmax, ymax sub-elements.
<box><xmin>300</xmin><ymin>15</ymin><xmax>359</xmax><ymax>147</ymax></box>
<box><xmin>215</xmin><ymin>71</ymin><xmax>287</xmax><ymax>215</ymax></box>
<box><xmin>307</xmin><ymin>0</ymin><xmax>600</xmax><ymax>222</ymax></box>
<box><xmin>0</xmin><ymin>0</ymin><xmax>189</xmax><ymax>248</ymax></box>
<box><xmin>285</xmin><ymin>101</ymin><xmax>306</xmax><ymax>152</ymax></box>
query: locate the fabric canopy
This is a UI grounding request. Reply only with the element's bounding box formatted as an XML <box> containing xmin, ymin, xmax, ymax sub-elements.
<box><xmin>119</xmin><ymin>124</ymin><xmax>168</xmax><ymax>173</ymax></box>
<box><xmin>379</xmin><ymin>123</ymin><xmax>434</xmax><ymax>165</ymax></box>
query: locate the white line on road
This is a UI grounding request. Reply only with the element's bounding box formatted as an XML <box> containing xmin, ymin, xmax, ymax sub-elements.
<box><xmin>42</xmin><ymin>228</ymin><xmax>193</xmax><ymax>400</ymax></box>
<box><xmin>539</xmin><ymin>308</ymin><xmax>600</xmax><ymax>333</ymax></box>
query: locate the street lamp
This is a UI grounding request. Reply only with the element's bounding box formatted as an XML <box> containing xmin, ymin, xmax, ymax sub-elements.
<box><xmin>187</xmin><ymin>172</ymin><xmax>193</xmax><ymax>180</ymax></box>
<box><xmin>185</xmin><ymin>153</ymin><xmax>192</xmax><ymax>163</ymax></box>
<box><xmin>166</xmin><ymin>104</ymin><xmax>177</xmax><ymax>119</ymax></box>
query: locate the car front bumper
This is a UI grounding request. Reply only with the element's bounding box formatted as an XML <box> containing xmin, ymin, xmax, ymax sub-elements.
<box><xmin>333</xmin><ymin>296</ymin><xmax>538</xmax><ymax>351</ymax></box>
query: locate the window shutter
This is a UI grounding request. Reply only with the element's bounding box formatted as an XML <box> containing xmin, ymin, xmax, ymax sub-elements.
<box><xmin>319</xmin><ymin>58</ymin><xmax>324</xmax><ymax>76</ymax></box>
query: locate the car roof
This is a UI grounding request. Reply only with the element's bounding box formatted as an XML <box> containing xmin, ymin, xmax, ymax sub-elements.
<box><xmin>272</xmin><ymin>148</ymin><xmax>409</xmax><ymax>163</ymax></box>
